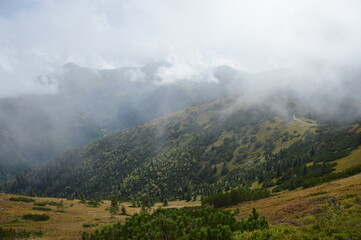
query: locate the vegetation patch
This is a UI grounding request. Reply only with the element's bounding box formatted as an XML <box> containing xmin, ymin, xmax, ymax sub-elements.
<box><xmin>82</xmin><ymin>223</ymin><xmax>99</xmax><ymax>228</ymax></box>
<box><xmin>234</xmin><ymin>195</ymin><xmax>361</xmax><ymax>240</ymax></box>
<box><xmin>303</xmin><ymin>164</ymin><xmax>361</xmax><ymax>188</ymax></box>
<box><xmin>9</xmin><ymin>197</ymin><xmax>35</xmax><ymax>203</ymax></box>
<box><xmin>33</xmin><ymin>200</ymin><xmax>62</xmax><ymax>206</ymax></box>
<box><xmin>32</xmin><ymin>206</ymin><xmax>52</xmax><ymax>211</ymax></box>
<box><xmin>0</xmin><ymin>227</ymin><xmax>43</xmax><ymax>239</ymax></box>
<box><xmin>22</xmin><ymin>214</ymin><xmax>50</xmax><ymax>221</ymax></box>
<box><xmin>81</xmin><ymin>207</ymin><xmax>268</xmax><ymax>240</ymax></box>
<box><xmin>202</xmin><ymin>187</ymin><xmax>270</xmax><ymax>208</ymax></box>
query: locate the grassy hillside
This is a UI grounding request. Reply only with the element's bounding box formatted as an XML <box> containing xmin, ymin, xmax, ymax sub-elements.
<box><xmin>1</xmin><ymin>174</ymin><xmax>359</xmax><ymax>239</ymax></box>
<box><xmin>232</xmin><ymin>174</ymin><xmax>361</xmax><ymax>239</ymax></box>
<box><xmin>0</xmin><ymin>193</ymin><xmax>199</xmax><ymax>240</ymax></box>
<box><xmin>4</xmin><ymin>95</ymin><xmax>361</xmax><ymax>202</ymax></box>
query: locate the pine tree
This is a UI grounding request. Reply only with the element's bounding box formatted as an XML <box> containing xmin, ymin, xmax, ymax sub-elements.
<box><xmin>163</xmin><ymin>198</ymin><xmax>168</xmax><ymax>207</ymax></box>
<box><xmin>303</xmin><ymin>165</ymin><xmax>308</xmax><ymax>175</ymax></box>
<box><xmin>193</xmin><ymin>194</ymin><xmax>197</xmax><ymax>201</ymax></box>
<box><xmin>186</xmin><ymin>192</ymin><xmax>192</xmax><ymax>202</ymax></box>
<box><xmin>221</xmin><ymin>162</ymin><xmax>229</xmax><ymax>176</ymax></box>
<box><xmin>310</xmin><ymin>146</ymin><xmax>316</xmax><ymax>156</ymax></box>
<box><xmin>109</xmin><ymin>195</ymin><xmax>119</xmax><ymax>217</ymax></box>
<box><xmin>80</xmin><ymin>192</ymin><xmax>86</xmax><ymax>204</ymax></box>
<box><xmin>121</xmin><ymin>205</ymin><xmax>127</xmax><ymax>215</ymax></box>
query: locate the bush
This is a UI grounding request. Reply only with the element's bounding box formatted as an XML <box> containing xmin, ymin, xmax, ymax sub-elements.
<box><xmin>303</xmin><ymin>164</ymin><xmax>361</xmax><ymax>188</ymax></box>
<box><xmin>81</xmin><ymin>207</ymin><xmax>269</xmax><ymax>240</ymax></box>
<box><xmin>83</xmin><ymin>223</ymin><xmax>99</xmax><ymax>228</ymax></box>
<box><xmin>22</xmin><ymin>214</ymin><xmax>50</xmax><ymax>221</ymax></box>
<box><xmin>0</xmin><ymin>227</ymin><xmax>43</xmax><ymax>238</ymax></box>
<box><xmin>9</xmin><ymin>197</ymin><xmax>35</xmax><ymax>203</ymax></box>
<box><xmin>32</xmin><ymin>207</ymin><xmax>52</xmax><ymax>211</ymax></box>
<box><xmin>34</xmin><ymin>202</ymin><xmax>47</xmax><ymax>206</ymax></box>
<box><xmin>33</xmin><ymin>201</ymin><xmax>63</xmax><ymax>207</ymax></box>
<box><xmin>202</xmin><ymin>187</ymin><xmax>270</xmax><ymax>208</ymax></box>
<box><xmin>86</xmin><ymin>200</ymin><xmax>101</xmax><ymax>207</ymax></box>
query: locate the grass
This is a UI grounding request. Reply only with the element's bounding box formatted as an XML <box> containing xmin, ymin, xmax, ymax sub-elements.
<box><xmin>0</xmin><ymin>193</ymin><xmax>200</xmax><ymax>240</ymax></box>
<box><xmin>249</xmin><ymin>180</ymin><xmax>263</xmax><ymax>190</ymax></box>
<box><xmin>332</xmin><ymin>146</ymin><xmax>361</xmax><ymax>172</ymax></box>
<box><xmin>1</xmin><ymin>175</ymin><xmax>359</xmax><ymax>239</ymax></box>
<box><xmin>228</xmin><ymin>173</ymin><xmax>361</xmax><ymax>222</ymax></box>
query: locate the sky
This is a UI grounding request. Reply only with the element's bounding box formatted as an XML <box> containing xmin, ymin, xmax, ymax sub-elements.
<box><xmin>0</xmin><ymin>0</ymin><xmax>360</xmax><ymax>97</ymax></box>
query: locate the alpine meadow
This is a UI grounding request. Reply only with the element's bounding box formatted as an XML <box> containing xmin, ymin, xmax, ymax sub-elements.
<box><xmin>0</xmin><ymin>1</ymin><xmax>361</xmax><ymax>239</ymax></box>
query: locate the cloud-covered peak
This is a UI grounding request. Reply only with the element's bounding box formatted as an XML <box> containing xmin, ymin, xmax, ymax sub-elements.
<box><xmin>0</xmin><ymin>0</ymin><xmax>360</xmax><ymax>98</ymax></box>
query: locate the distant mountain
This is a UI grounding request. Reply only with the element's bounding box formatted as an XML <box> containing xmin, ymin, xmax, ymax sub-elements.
<box><xmin>5</xmin><ymin>95</ymin><xmax>361</xmax><ymax>201</ymax></box>
<box><xmin>0</xmin><ymin>62</ymin><xmax>250</xmax><ymax>181</ymax></box>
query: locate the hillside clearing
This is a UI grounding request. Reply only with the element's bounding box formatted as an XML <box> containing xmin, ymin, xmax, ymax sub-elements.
<box><xmin>0</xmin><ymin>194</ymin><xmax>200</xmax><ymax>240</ymax></box>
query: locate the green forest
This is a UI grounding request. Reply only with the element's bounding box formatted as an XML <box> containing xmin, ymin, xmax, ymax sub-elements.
<box><xmin>4</xmin><ymin>97</ymin><xmax>361</xmax><ymax>204</ymax></box>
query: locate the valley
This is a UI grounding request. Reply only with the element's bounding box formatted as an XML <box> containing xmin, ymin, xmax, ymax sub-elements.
<box><xmin>1</xmin><ymin>1</ymin><xmax>361</xmax><ymax>239</ymax></box>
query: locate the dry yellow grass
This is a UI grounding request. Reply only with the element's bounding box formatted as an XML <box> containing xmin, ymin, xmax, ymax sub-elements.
<box><xmin>332</xmin><ymin>146</ymin><xmax>361</xmax><ymax>172</ymax></box>
<box><xmin>228</xmin><ymin>173</ymin><xmax>361</xmax><ymax>223</ymax></box>
<box><xmin>0</xmin><ymin>194</ymin><xmax>200</xmax><ymax>240</ymax></box>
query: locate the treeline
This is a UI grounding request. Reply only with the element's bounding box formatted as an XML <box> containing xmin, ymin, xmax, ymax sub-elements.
<box><xmin>80</xmin><ymin>207</ymin><xmax>268</xmax><ymax>240</ymax></box>
<box><xmin>202</xmin><ymin>187</ymin><xmax>270</xmax><ymax>208</ymax></box>
<box><xmin>222</xmin><ymin>124</ymin><xmax>361</xmax><ymax>194</ymax></box>
<box><xmin>303</xmin><ymin>164</ymin><xmax>361</xmax><ymax>188</ymax></box>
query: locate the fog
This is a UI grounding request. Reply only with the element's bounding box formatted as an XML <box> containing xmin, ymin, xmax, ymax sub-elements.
<box><xmin>1</xmin><ymin>0</ymin><xmax>360</xmax><ymax>97</ymax></box>
<box><xmin>1</xmin><ymin>0</ymin><xmax>361</xmax><ymax>180</ymax></box>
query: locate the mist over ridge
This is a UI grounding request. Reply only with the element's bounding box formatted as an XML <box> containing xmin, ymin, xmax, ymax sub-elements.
<box><xmin>0</xmin><ymin>0</ymin><xmax>360</xmax><ymax>182</ymax></box>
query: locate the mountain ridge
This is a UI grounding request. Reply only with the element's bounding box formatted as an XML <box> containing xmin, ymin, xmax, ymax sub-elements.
<box><xmin>5</xmin><ymin>94</ymin><xmax>361</xmax><ymax>201</ymax></box>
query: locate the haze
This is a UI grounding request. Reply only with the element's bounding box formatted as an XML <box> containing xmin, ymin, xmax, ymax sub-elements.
<box><xmin>0</xmin><ymin>0</ymin><xmax>360</xmax><ymax>97</ymax></box>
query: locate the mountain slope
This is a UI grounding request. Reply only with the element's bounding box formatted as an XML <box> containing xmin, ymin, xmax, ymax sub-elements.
<box><xmin>5</xmin><ymin>95</ymin><xmax>361</xmax><ymax>200</ymax></box>
<box><xmin>0</xmin><ymin>63</ymin><xmax>249</xmax><ymax>181</ymax></box>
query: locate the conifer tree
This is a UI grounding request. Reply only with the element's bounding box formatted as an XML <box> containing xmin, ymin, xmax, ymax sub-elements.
<box><xmin>109</xmin><ymin>195</ymin><xmax>119</xmax><ymax>217</ymax></box>
<box><xmin>163</xmin><ymin>198</ymin><xmax>168</xmax><ymax>207</ymax></box>
<box><xmin>121</xmin><ymin>205</ymin><xmax>127</xmax><ymax>215</ymax></box>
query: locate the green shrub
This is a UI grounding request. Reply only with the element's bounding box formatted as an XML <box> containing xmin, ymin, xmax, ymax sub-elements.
<box><xmin>83</xmin><ymin>223</ymin><xmax>99</xmax><ymax>228</ymax></box>
<box><xmin>202</xmin><ymin>187</ymin><xmax>270</xmax><ymax>208</ymax></box>
<box><xmin>9</xmin><ymin>197</ymin><xmax>35</xmax><ymax>203</ymax></box>
<box><xmin>303</xmin><ymin>164</ymin><xmax>361</xmax><ymax>188</ymax></box>
<box><xmin>81</xmin><ymin>207</ymin><xmax>268</xmax><ymax>240</ymax></box>
<box><xmin>33</xmin><ymin>202</ymin><xmax>46</xmax><ymax>206</ymax></box>
<box><xmin>22</xmin><ymin>214</ymin><xmax>50</xmax><ymax>221</ymax></box>
<box><xmin>32</xmin><ymin>207</ymin><xmax>52</xmax><ymax>211</ymax></box>
<box><xmin>33</xmin><ymin>201</ymin><xmax>63</xmax><ymax>207</ymax></box>
<box><xmin>0</xmin><ymin>227</ymin><xmax>43</xmax><ymax>238</ymax></box>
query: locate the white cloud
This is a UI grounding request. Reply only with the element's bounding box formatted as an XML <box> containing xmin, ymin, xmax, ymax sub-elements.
<box><xmin>0</xmin><ymin>0</ymin><xmax>360</xmax><ymax>97</ymax></box>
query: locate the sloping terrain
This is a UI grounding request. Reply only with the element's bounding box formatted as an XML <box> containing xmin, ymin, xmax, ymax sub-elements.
<box><xmin>0</xmin><ymin>63</ymin><xmax>247</xmax><ymax>181</ymax></box>
<box><xmin>232</xmin><ymin>174</ymin><xmax>361</xmax><ymax>239</ymax></box>
<box><xmin>1</xmin><ymin>174</ymin><xmax>359</xmax><ymax>239</ymax></box>
<box><xmin>5</xmin><ymin>95</ymin><xmax>361</xmax><ymax>201</ymax></box>
<box><xmin>0</xmin><ymin>193</ymin><xmax>199</xmax><ymax>240</ymax></box>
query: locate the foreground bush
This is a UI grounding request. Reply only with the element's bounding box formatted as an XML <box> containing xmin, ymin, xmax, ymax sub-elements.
<box><xmin>81</xmin><ymin>207</ymin><xmax>268</xmax><ymax>240</ymax></box>
<box><xmin>0</xmin><ymin>227</ymin><xmax>43</xmax><ymax>238</ymax></box>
